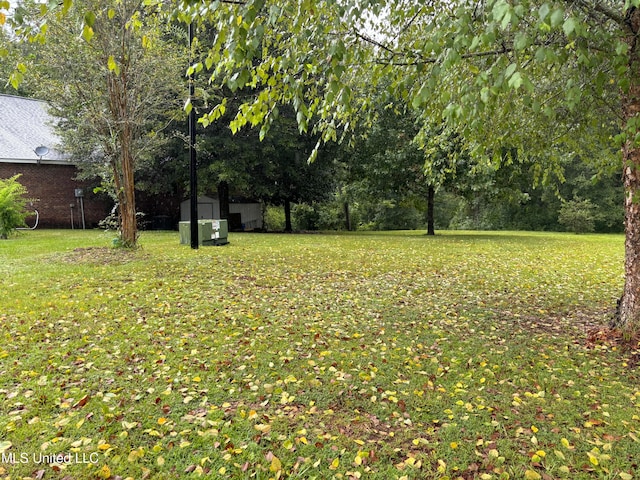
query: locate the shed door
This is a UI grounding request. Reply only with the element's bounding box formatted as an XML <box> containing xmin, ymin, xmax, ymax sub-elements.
<box><xmin>198</xmin><ymin>203</ymin><xmax>214</xmax><ymax>219</ymax></box>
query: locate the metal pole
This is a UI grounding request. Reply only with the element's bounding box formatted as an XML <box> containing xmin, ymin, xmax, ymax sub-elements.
<box><xmin>189</xmin><ymin>22</ymin><xmax>198</xmax><ymax>249</ymax></box>
<box><xmin>80</xmin><ymin>197</ymin><xmax>86</xmax><ymax>230</ymax></box>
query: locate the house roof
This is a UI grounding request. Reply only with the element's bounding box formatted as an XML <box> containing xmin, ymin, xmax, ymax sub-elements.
<box><xmin>0</xmin><ymin>94</ymin><xmax>71</xmax><ymax>164</ymax></box>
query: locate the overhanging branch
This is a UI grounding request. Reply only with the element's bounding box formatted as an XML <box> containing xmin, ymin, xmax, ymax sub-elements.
<box><xmin>376</xmin><ymin>45</ymin><xmax>513</xmax><ymax>66</ymax></box>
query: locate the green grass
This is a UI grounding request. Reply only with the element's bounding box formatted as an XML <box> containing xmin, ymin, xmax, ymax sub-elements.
<box><xmin>0</xmin><ymin>229</ymin><xmax>638</xmax><ymax>479</ymax></box>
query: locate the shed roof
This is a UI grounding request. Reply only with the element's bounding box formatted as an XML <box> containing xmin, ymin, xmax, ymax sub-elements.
<box><xmin>0</xmin><ymin>94</ymin><xmax>70</xmax><ymax>164</ymax></box>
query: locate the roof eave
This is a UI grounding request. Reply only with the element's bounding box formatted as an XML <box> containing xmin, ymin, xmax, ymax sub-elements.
<box><xmin>0</xmin><ymin>158</ymin><xmax>77</xmax><ymax>166</ymax></box>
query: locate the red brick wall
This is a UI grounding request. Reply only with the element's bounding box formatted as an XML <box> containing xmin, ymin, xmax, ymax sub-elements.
<box><xmin>0</xmin><ymin>162</ymin><xmax>112</xmax><ymax>228</ymax></box>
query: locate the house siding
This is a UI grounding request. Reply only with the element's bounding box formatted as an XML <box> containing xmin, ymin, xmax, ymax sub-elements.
<box><xmin>0</xmin><ymin>162</ymin><xmax>110</xmax><ymax>228</ymax></box>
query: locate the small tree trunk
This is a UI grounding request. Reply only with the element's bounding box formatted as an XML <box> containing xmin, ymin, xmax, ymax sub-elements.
<box><xmin>344</xmin><ymin>202</ymin><xmax>351</xmax><ymax>231</ymax></box>
<box><xmin>119</xmin><ymin>145</ymin><xmax>137</xmax><ymax>247</ymax></box>
<box><xmin>218</xmin><ymin>181</ymin><xmax>230</xmax><ymax>219</ymax></box>
<box><xmin>284</xmin><ymin>198</ymin><xmax>292</xmax><ymax>232</ymax></box>
<box><xmin>426</xmin><ymin>184</ymin><xmax>435</xmax><ymax>236</ymax></box>
<box><xmin>107</xmin><ymin>64</ymin><xmax>138</xmax><ymax>248</ymax></box>
<box><xmin>617</xmin><ymin>8</ymin><xmax>640</xmax><ymax>330</ymax></box>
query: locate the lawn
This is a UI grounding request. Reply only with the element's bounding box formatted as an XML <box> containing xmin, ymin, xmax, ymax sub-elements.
<box><xmin>0</xmin><ymin>229</ymin><xmax>638</xmax><ymax>480</ymax></box>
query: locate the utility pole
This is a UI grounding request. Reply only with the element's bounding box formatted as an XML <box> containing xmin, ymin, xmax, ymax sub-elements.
<box><xmin>189</xmin><ymin>22</ymin><xmax>198</xmax><ymax>249</ymax></box>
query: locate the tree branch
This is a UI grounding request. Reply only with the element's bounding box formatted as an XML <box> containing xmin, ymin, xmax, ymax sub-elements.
<box><xmin>353</xmin><ymin>30</ymin><xmax>395</xmax><ymax>54</ymax></box>
<box><xmin>376</xmin><ymin>45</ymin><xmax>514</xmax><ymax>66</ymax></box>
<box><xmin>569</xmin><ymin>0</ymin><xmax>628</xmax><ymax>31</ymax></box>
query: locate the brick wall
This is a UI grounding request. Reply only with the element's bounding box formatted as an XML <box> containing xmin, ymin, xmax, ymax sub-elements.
<box><xmin>0</xmin><ymin>162</ymin><xmax>112</xmax><ymax>228</ymax></box>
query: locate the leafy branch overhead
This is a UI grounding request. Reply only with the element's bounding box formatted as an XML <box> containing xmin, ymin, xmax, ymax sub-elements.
<box><xmin>170</xmin><ymin>1</ymin><xmax>624</xmax><ymax>164</ymax></box>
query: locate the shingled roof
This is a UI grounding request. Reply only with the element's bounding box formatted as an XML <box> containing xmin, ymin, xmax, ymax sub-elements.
<box><xmin>0</xmin><ymin>94</ymin><xmax>70</xmax><ymax>164</ymax></box>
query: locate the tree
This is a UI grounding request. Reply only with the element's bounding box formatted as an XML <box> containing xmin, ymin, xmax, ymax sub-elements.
<box><xmin>170</xmin><ymin>0</ymin><xmax>640</xmax><ymax>330</ymax></box>
<box><xmin>0</xmin><ymin>175</ymin><xmax>32</xmax><ymax>239</ymax></box>
<box><xmin>558</xmin><ymin>198</ymin><xmax>596</xmax><ymax>234</ymax></box>
<box><xmin>344</xmin><ymin>105</ymin><xmax>436</xmax><ymax>234</ymax></box>
<box><xmin>195</xmin><ymin>96</ymin><xmax>336</xmax><ymax>231</ymax></box>
<box><xmin>12</xmin><ymin>0</ymin><xmax>185</xmax><ymax>247</ymax></box>
<box><xmin>255</xmin><ymin>117</ymin><xmax>336</xmax><ymax>232</ymax></box>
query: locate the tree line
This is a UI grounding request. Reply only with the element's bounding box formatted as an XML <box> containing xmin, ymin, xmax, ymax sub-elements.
<box><xmin>1</xmin><ymin>13</ymin><xmax>622</xmax><ymax>237</ymax></box>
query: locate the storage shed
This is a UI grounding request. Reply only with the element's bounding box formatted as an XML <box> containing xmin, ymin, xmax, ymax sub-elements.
<box><xmin>180</xmin><ymin>196</ymin><xmax>262</xmax><ymax>231</ymax></box>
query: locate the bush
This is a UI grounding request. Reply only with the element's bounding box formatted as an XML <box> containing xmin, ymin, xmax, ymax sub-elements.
<box><xmin>558</xmin><ymin>198</ymin><xmax>596</xmax><ymax>234</ymax></box>
<box><xmin>264</xmin><ymin>205</ymin><xmax>285</xmax><ymax>231</ymax></box>
<box><xmin>0</xmin><ymin>175</ymin><xmax>32</xmax><ymax>239</ymax></box>
<box><xmin>354</xmin><ymin>199</ymin><xmax>424</xmax><ymax>231</ymax></box>
<box><xmin>292</xmin><ymin>203</ymin><xmax>320</xmax><ymax>230</ymax></box>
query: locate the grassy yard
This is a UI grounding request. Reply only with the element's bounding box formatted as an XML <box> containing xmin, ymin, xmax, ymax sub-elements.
<box><xmin>0</xmin><ymin>229</ymin><xmax>638</xmax><ymax>479</ymax></box>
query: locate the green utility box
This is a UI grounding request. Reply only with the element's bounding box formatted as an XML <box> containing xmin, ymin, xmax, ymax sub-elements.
<box><xmin>179</xmin><ymin>219</ymin><xmax>229</xmax><ymax>246</ymax></box>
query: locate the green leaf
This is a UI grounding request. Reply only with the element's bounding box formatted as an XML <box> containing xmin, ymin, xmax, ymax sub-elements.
<box><xmin>480</xmin><ymin>86</ymin><xmax>490</xmax><ymax>103</ymax></box>
<box><xmin>501</xmin><ymin>10</ymin><xmax>512</xmax><ymax>30</ymax></box>
<box><xmin>538</xmin><ymin>3</ymin><xmax>550</xmax><ymax>22</ymax></box>
<box><xmin>9</xmin><ymin>70</ymin><xmax>23</xmax><ymax>90</ymax></box>
<box><xmin>82</xmin><ymin>24</ymin><xmax>94</xmax><ymax>42</ymax></box>
<box><xmin>84</xmin><ymin>10</ymin><xmax>96</xmax><ymax>27</ymax></box>
<box><xmin>504</xmin><ymin>63</ymin><xmax>517</xmax><ymax>79</ymax></box>
<box><xmin>616</xmin><ymin>41</ymin><xmax>629</xmax><ymax>56</ymax></box>
<box><xmin>508</xmin><ymin>71</ymin><xmax>523</xmax><ymax>90</ymax></box>
<box><xmin>514</xmin><ymin>31</ymin><xmax>529</xmax><ymax>50</ymax></box>
<box><xmin>412</xmin><ymin>83</ymin><xmax>429</xmax><ymax>109</ymax></box>
<box><xmin>563</xmin><ymin>17</ymin><xmax>577</xmax><ymax>36</ymax></box>
<box><xmin>492</xmin><ymin>0</ymin><xmax>510</xmax><ymax>23</ymax></box>
<box><xmin>550</xmin><ymin>8</ymin><xmax>564</xmax><ymax>28</ymax></box>
<box><xmin>107</xmin><ymin>55</ymin><xmax>120</xmax><ymax>74</ymax></box>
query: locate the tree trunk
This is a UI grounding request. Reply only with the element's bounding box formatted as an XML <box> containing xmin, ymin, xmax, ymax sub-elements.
<box><xmin>344</xmin><ymin>202</ymin><xmax>351</xmax><ymax>231</ymax></box>
<box><xmin>426</xmin><ymin>184</ymin><xmax>435</xmax><ymax>236</ymax></box>
<box><xmin>218</xmin><ymin>181</ymin><xmax>230</xmax><ymax>219</ymax></box>
<box><xmin>107</xmin><ymin>63</ymin><xmax>137</xmax><ymax>248</ymax></box>
<box><xmin>617</xmin><ymin>8</ymin><xmax>640</xmax><ymax>330</ymax></box>
<box><xmin>119</xmin><ymin>144</ymin><xmax>137</xmax><ymax>247</ymax></box>
<box><xmin>284</xmin><ymin>198</ymin><xmax>292</xmax><ymax>232</ymax></box>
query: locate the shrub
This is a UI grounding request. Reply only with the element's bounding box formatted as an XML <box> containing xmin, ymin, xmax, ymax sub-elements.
<box><xmin>264</xmin><ymin>205</ymin><xmax>285</xmax><ymax>231</ymax></box>
<box><xmin>558</xmin><ymin>198</ymin><xmax>596</xmax><ymax>234</ymax></box>
<box><xmin>0</xmin><ymin>175</ymin><xmax>32</xmax><ymax>239</ymax></box>
<box><xmin>292</xmin><ymin>203</ymin><xmax>320</xmax><ymax>230</ymax></box>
